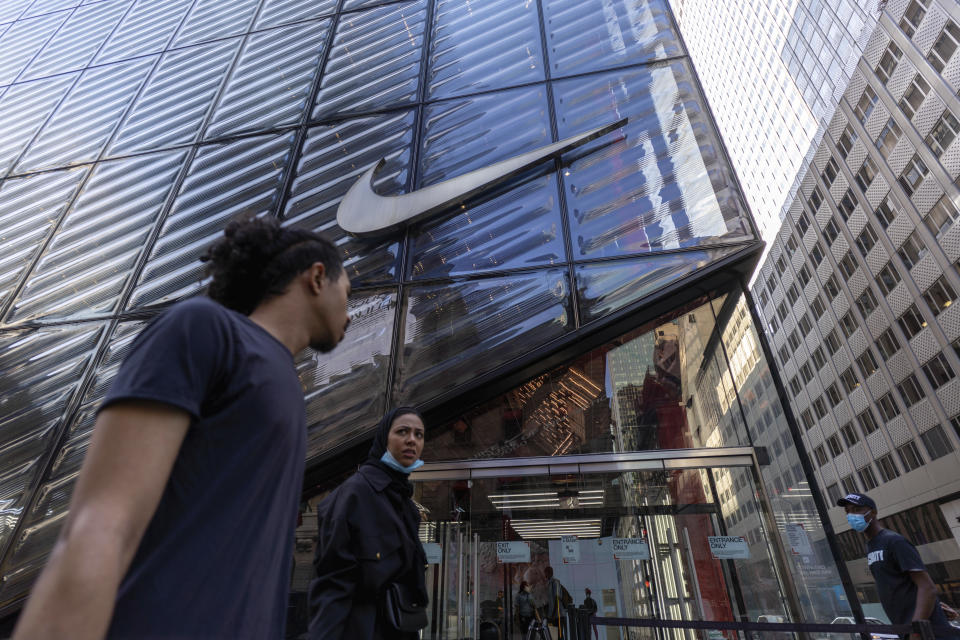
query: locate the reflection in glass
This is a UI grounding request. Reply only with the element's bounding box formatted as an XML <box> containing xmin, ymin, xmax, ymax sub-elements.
<box><xmin>553</xmin><ymin>61</ymin><xmax>752</xmax><ymax>258</ymax></box>
<box><xmin>255</xmin><ymin>0</ymin><xmax>338</xmax><ymax>29</ymax></box>
<box><xmin>394</xmin><ymin>270</ymin><xmax>572</xmax><ymax>405</ymax></box>
<box><xmin>93</xmin><ymin>0</ymin><xmax>193</xmax><ymax>64</ymax></box>
<box><xmin>0</xmin><ymin>74</ymin><xmax>76</xmax><ymax>176</ymax></box>
<box><xmin>0</xmin><ymin>12</ymin><xmax>69</xmax><ymax>85</ymax></box>
<box><xmin>172</xmin><ymin>0</ymin><xmax>260</xmax><ymax>47</ymax></box>
<box><xmin>423</xmin><ymin>294</ymin><xmax>751</xmax><ymax>462</ymax></box>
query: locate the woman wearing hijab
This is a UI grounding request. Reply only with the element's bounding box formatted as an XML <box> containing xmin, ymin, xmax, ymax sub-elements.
<box><xmin>308</xmin><ymin>408</ymin><xmax>429</xmax><ymax>640</ymax></box>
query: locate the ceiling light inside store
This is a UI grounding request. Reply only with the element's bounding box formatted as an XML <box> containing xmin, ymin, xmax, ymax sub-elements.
<box><xmin>509</xmin><ymin>519</ymin><xmax>602</xmax><ymax>539</ymax></box>
<box><xmin>489</xmin><ymin>489</ymin><xmax>604</xmax><ymax>510</ymax></box>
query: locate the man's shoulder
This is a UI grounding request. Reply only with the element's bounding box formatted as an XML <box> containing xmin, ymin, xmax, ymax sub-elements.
<box><xmin>163</xmin><ymin>296</ymin><xmax>234</xmax><ymax>323</ymax></box>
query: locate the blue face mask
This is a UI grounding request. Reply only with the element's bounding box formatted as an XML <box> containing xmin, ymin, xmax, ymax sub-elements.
<box><xmin>847</xmin><ymin>513</ymin><xmax>871</xmax><ymax>532</ymax></box>
<box><xmin>380</xmin><ymin>450</ymin><xmax>424</xmax><ymax>474</ymax></box>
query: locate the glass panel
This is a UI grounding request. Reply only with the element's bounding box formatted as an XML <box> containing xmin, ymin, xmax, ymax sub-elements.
<box><xmin>128</xmin><ymin>133</ymin><xmax>295</xmax><ymax>309</ymax></box>
<box><xmin>422</xmin><ymin>294</ymin><xmax>756</xmax><ymax>462</ymax></box>
<box><xmin>171</xmin><ymin>0</ymin><xmax>260</xmax><ymax>47</ymax></box>
<box><xmin>0</xmin><ymin>167</ymin><xmax>88</xmax><ymax>314</ymax></box>
<box><xmin>313</xmin><ymin>1</ymin><xmax>426</xmax><ymax>118</ymax></box>
<box><xmin>576</xmin><ymin>247</ymin><xmax>747</xmax><ymax>323</ymax></box>
<box><xmin>15</xmin><ymin>56</ymin><xmax>155</xmax><ymax>173</ymax></box>
<box><xmin>0</xmin><ymin>0</ymin><xmax>32</xmax><ymax>24</ymax></box>
<box><xmin>0</xmin><ymin>12</ymin><xmax>70</xmax><ymax>85</ymax></box>
<box><xmin>419</xmin><ymin>85</ymin><xmax>551</xmax><ymax>186</ymax></box>
<box><xmin>303</xmin><ymin>289</ymin><xmax>396</xmax><ymax>460</ymax></box>
<box><xmin>93</xmin><ymin>0</ymin><xmax>193</xmax><ymax>64</ymax></box>
<box><xmin>717</xmin><ymin>292</ymin><xmax>855</xmax><ymax>622</ymax></box>
<box><xmin>254</xmin><ymin>0</ymin><xmax>338</xmax><ymax>29</ymax></box>
<box><xmin>409</xmin><ymin>172</ymin><xmax>565</xmax><ymax>279</ymax></box>
<box><xmin>283</xmin><ymin>111</ymin><xmax>416</xmax><ymax>285</ymax></box>
<box><xmin>0</xmin><ymin>323</ymin><xmax>103</xmax><ymax>592</ymax></box>
<box><xmin>206</xmin><ymin>20</ymin><xmax>331</xmax><ymax>139</ymax></box>
<box><xmin>20</xmin><ymin>0</ymin><xmax>130</xmax><ymax>81</ymax></box>
<box><xmin>0</xmin><ymin>73</ymin><xmax>76</xmax><ymax>176</ymax></box>
<box><xmin>427</xmin><ymin>0</ymin><xmax>545</xmax><ymax>99</ymax></box>
<box><xmin>22</xmin><ymin>1</ymin><xmax>79</xmax><ymax>19</ymax></box>
<box><xmin>394</xmin><ymin>269</ymin><xmax>572</xmax><ymax>405</ymax></box>
<box><xmin>554</xmin><ymin>61</ymin><xmax>752</xmax><ymax>259</ymax></box>
<box><xmin>107</xmin><ymin>39</ymin><xmax>242</xmax><ymax>157</ymax></box>
<box><xmin>541</xmin><ymin>0</ymin><xmax>681</xmax><ymax>76</ymax></box>
<box><xmin>7</xmin><ymin>150</ymin><xmax>187</xmax><ymax>322</ymax></box>
<box><xmin>0</xmin><ymin>321</ymin><xmax>142</xmax><ymax>606</ymax></box>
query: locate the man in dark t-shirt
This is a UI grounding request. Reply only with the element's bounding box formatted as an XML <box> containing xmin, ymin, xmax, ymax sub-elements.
<box><xmin>15</xmin><ymin>217</ymin><xmax>351</xmax><ymax>640</ymax></box>
<box><xmin>838</xmin><ymin>493</ymin><xmax>958</xmax><ymax>639</ymax></box>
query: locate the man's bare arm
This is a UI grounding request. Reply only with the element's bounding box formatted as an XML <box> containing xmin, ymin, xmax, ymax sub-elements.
<box><xmin>13</xmin><ymin>401</ymin><xmax>190</xmax><ymax>640</ymax></box>
<box><xmin>909</xmin><ymin>569</ymin><xmax>938</xmax><ymax>622</ymax></box>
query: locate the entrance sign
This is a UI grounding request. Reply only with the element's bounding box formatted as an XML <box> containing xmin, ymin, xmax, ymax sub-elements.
<box><xmin>611</xmin><ymin>537</ymin><xmax>650</xmax><ymax>560</ymax></box>
<box><xmin>337</xmin><ymin>118</ymin><xmax>628</xmax><ymax>237</ymax></box>
<box><xmin>561</xmin><ymin>535</ymin><xmax>580</xmax><ymax>564</ymax></box>
<box><xmin>708</xmin><ymin>536</ymin><xmax>750</xmax><ymax>559</ymax></box>
<box><xmin>496</xmin><ymin>541</ymin><xmax>531</xmax><ymax>563</ymax></box>
<box><xmin>785</xmin><ymin>523</ymin><xmax>813</xmax><ymax>556</ymax></box>
<box><xmin>423</xmin><ymin>542</ymin><xmax>443</xmax><ymax>564</ymax></box>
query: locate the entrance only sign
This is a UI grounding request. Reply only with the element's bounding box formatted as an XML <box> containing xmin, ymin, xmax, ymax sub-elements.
<box><xmin>707</xmin><ymin>536</ymin><xmax>750</xmax><ymax>559</ymax></box>
<box><xmin>611</xmin><ymin>537</ymin><xmax>650</xmax><ymax>560</ymax></box>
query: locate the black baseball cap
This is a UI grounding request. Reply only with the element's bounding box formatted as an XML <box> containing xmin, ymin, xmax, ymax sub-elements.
<box><xmin>837</xmin><ymin>493</ymin><xmax>876</xmax><ymax>510</ymax></box>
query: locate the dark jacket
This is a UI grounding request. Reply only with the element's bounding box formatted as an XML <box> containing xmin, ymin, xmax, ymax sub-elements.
<box><xmin>308</xmin><ymin>462</ymin><xmax>425</xmax><ymax>640</ymax></box>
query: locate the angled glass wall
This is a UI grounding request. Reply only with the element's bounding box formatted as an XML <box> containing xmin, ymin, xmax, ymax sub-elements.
<box><xmin>0</xmin><ymin>0</ymin><xmax>760</xmax><ymax>613</ymax></box>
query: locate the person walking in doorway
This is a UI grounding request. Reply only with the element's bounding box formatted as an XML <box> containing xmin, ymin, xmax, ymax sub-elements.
<box><xmin>517</xmin><ymin>580</ymin><xmax>535</xmax><ymax>636</ymax></box>
<box><xmin>583</xmin><ymin>588</ymin><xmax>599</xmax><ymax>640</ymax></box>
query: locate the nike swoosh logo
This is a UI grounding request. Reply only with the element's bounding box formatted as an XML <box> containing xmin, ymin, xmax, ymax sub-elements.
<box><xmin>336</xmin><ymin>118</ymin><xmax>627</xmax><ymax>237</ymax></box>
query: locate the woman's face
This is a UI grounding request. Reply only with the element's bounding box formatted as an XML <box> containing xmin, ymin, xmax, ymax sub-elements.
<box><xmin>387</xmin><ymin>413</ymin><xmax>425</xmax><ymax>466</ymax></box>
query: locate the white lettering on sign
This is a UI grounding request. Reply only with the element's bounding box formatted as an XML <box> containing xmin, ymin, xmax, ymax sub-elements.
<box><xmin>707</xmin><ymin>536</ymin><xmax>750</xmax><ymax>559</ymax></box>
<box><xmin>611</xmin><ymin>538</ymin><xmax>650</xmax><ymax>560</ymax></box>
<box><xmin>496</xmin><ymin>541</ymin><xmax>531</xmax><ymax>563</ymax></box>
<box><xmin>561</xmin><ymin>535</ymin><xmax>580</xmax><ymax>564</ymax></box>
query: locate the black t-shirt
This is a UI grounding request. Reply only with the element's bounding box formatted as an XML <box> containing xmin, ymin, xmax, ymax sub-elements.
<box><xmin>867</xmin><ymin>529</ymin><xmax>954</xmax><ymax>637</ymax></box>
<box><xmin>102</xmin><ymin>297</ymin><xmax>307</xmax><ymax>639</ymax></box>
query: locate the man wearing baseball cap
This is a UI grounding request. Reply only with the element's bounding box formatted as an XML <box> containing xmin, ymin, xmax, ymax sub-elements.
<box><xmin>838</xmin><ymin>492</ymin><xmax>957</xmax><ymax>638</ymax></box>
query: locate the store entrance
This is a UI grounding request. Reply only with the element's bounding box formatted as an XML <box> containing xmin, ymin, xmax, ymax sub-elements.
<box><xmin>412</xmin><ymin>450</ymin><xmax>795</xmax><ymax>640</ymax></box>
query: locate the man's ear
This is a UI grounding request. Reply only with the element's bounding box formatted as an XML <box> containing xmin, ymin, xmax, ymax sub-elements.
<box><xmin>308</xmin><ymin>262</ymin><xmax>327</xmax><ymax>294</ymax></box>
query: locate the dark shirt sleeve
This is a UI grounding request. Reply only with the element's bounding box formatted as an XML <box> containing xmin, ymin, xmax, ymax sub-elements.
<box><xmin>101</xmin><ymin>300</ymin><xmax>229</xmax><ymax>420</ymax></box>
<box><xmin>890</xmin><ymin>536</ymin><xmax>926</xmax><ymax>574</ymax></box>
<box><xmin>309</xmin><ymin>488</ymin><xmax>360</xmax><ymax>640</ymax></box>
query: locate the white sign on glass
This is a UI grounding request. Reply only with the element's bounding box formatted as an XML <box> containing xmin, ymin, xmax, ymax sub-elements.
<box><xmin>707</xmin><ymin>536</ymin><xmax>750</xmax><ymax>559</ymax></box>
<box><xmin>561</xmin><ymin>535</ymin><xmax>580</xmax><ymax>564</ymax></box>
<box><xmin>496</xmin><ymin>541</ymin><xmax>531</xmax><ymax>563</ymax></box>
<box><xmin>785</xmin><ymin>523</ymin><xmax>813</xmax><ymax>556</ymax></box>
<box><xmin>611</xmin><ymin>537</ymin><xmax>650</xmax><ymax>560</ymax></box>
<box><xmin>423</xmin><ymin>542</ymin><xmax>443</xmax><ymax>564</ymax></box>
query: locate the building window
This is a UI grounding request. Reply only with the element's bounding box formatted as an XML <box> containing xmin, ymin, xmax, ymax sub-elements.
<box><xmin>811</xmin><ymin>346</ymin><xmax>827</xmax><ymax>369</ymax></box>
<box><xmin>898</xmin><ymin>304</ymin><xmax>927</xmax><ymax>338</ymax></box>
<box><xmin>807</xmin><ymin>186</ymin><xmax>824</xmax><ymax>212</ymax></box>
<box><xmin>841</xmin><ymin>474</ymin><xmax>859</xmax><ymax>494</ymax></box>
<box><xmin>876</xmin><ymin>41</ymin><xmax>902</xmax><ymax>83</ymax></box>
<box><xmin>856</xmin><ymin>288</ymin><xmax>879</xmax><ymax>317</ymax></box>
<box><xmin>777</xmin><ymin>301</ymin><xmax>789</xmax><ymax>322</ymax></box>
<box><xmin>927</xmin><ymin>20</ymin><xmax>960</xmax><ymax>73</ymax></box>
<box><xmin>900</xmin><ymin>373</ymin><xmax>925</xmax><ymax>407</ymax></box>
<box><xmin>825</xmin><ymin>329</ymin><xmax>842</xmax><ymax>355</ymax></box>
<box><xmin>876</xmin><ymin>453</ymin><xmax>900</xmax><ymax>483</ymax></box>
<box><xmin>758</xmin><ymin>288</ymin><xmax>770</xmax><ymax>310</ymax></box>
<box><xmin>839</xmin><ymin>189</ymin><xmax>858</xmax><ymax>220</ymax></box>
<box><xmin>900</xmin><ymin>74</ymin><xmax>930</xmax><ymax>120</ymax></box>
<box><xmin>814</xmin><ymin>445</ymin><xmax>829</xmax><ymax>467</ymax></box>
<box><xmin>875</xmin><ymin>118</ymin><xmax>903</xmax><ymax>159</ymax></box>
<box><xmin>775</xmin><ymin>255</ymin><xmax>787</xmax><ymax>276</ymax></box>
<box><xmin>856</xmin><ymin>348</ymin><xmax>880</xmax><ymax>378</ymax></box>
<box><xmin>810</xmin><ymin>242</ymin><xmax>825</xmax><ymax>267</ymax></box>
<box><xmin>920</xmin><ymin>424</ymin><xmax>955</xmax><ymax>460</ymax></box>
<box><xmin>875</xmin><ymin>196</ymin><xmax>898</xmax><ymax>229</ymax></box>
<box><xmin>856</xmin><ymin>224</ymin><xmax>878</xmax><ymax>257</ymax></box>
<box><xmin>798</xmin><ymin>264</ymin><xmax>812</xmax><ymax>288</ymax></box>
<box><xmin>825</xmin><ymin>274</ymin><xmax>841</xmax><ymax>300</ymax></box>
<box><xmin>859</xmin><ymin>465</ymin><xmax>879</xmax><ymax>491</ymax></box>
<box><xmin>839</xmin><ymin>251</ymin><xmax>858</xmax><ymax>280</ymax></box>
<box><xmin>840</xmin><ymin>421</ymin><xmax>860</xmax><ymax>446</ymax></box>
<box><xmin>799</xmin><ymin>312</ymin><xmax>813</xmax><ymax>336</ymax></box>
<box><xmin>821</xmin><ymin>158</ymin><xmax>839</xmax><ymax>187</ymax></box>
<box><xmin>787</xmin><ymin>330</ymin><xmax>802</xmax><ymax>351</ymax></box>
<box><xmin>923</xmin><ymin>276</ymin><xmax>957</xmax><ymax>316</ymax></box>
<box><xmin>841</xmin><ymin>366</ymin><xmax>860</xmax><ymax>392</ymax></box>
<box><xmin>766</xmin><ymin>274</ymin><xmax>778</xmax><ymax>293</ymax></box>
<box><xmin>800</xmin><ymin>362</ymin><xmax>814</xmax><ymax>383</ymax></box>
<box><xmin>840</xmin><ymin>311</ymin><xmax>858</xmax><ymax>338</ymax></box>
<box><xmin>778</xmin><ymin>344</ymin><xmax>791</xmax><ymax>366</ymax></box>
<box><xmin>876</xmin><ymin>328</ymin><xmax>901</xmax><ymax>360</ymax></box>
<box><xmin>823</xmin><ymin>217</ymin><xmax>841</xmax><ymax>245</ymax></box>
<box><xmin>855</xmin><ymin>157</ymin><xmax>878</xmax><ymax>193</ymax></box>
<box><xmin>801</xmin><ymin>408</ymin><xmax>815</xmax><ymax>430</ymax></box>
<box><xmin>900</xmin><ymin>0</ymin><xmax>930</xmax><ymax>38</ymax></box>
<box><xmin>899</xmin><ymin>154</ymin><xmax>929</xmax><ymax>196</ymax></box>
<box><xmin>828</xmin><ymin>434</ymin><xmax>844</xmax><ymax>457</ymax></box>
<box><xmin>813</xmin><ymin>397</ymin><xmax>828</xmax><ymax>419</ymax></box>
<box><xmin>877</xmin><ymin>392</ymin><xmax>901</xmax><ymax>421</ymax></box>
<box><xmin>924</xmin><ymin>195</ymin><xmax>959</xmax><ymax>238</ymax></box>
<box><xmin>897</xmin><ymin>440</ymin><xmax>924</xmax><ymax>471</ymax></box>
<box><xmin>787</xmin><ymin>283</ymin><xmax>800</xmax><ymax>305</ymax></box>
<box><xmin>826</xmin><ymin>382</ymin><xmax>842</xmax><ymax>406</ymax></box>
<box><xmin>837</xmin><ymin>125</ymin><xmax>858</xmax><ymax>159</ymax></box>
<box><xmin>854</xmin><ymin>85</ymin><xmax>879</xmax><ymax>124</ymax></box>
<box><xmin>789</xmin><ymin>376</ymin><xmax>803</xmax><ymax>396</ymax></box>
<box><xmin>952</xmin><ymin>415</ymin><xmax>960</xmax><ymax>442</ymax></box>
<box><xmin>922</xmin><ymin>352</ymin><xmax>955</xmax><ymax>389</ymax></box>
<box><xmin>925</xmin><ymin>109</ymin><xmax>960</xmax><ymax>157</ymax></box>
<box><xmin>769</xmin><ymin>313</ymin><xmax>779</xmax><ymax>334</ymax></box>
<box><xmin>797</xmin><ymin>212</ymin><xmax>811</xmax><ymax>236</ymax></box>
<box><xmin>858</xmin><ymin>408</ymin><xmax>880</xmax><ymax>436</ymax></box>
<box><xmin>898</xmin><ymin>231</ymin><xmax>927</xmax><ymax>269</ymax></box>
<box><xmin>786</xmin><ymin>235</ymin><xmax>799</xmax><ymax>255</ymax></box>
<box><xmin>811</xmin><ymin>294</ymin><xmax>827</xmax><ymax>319</ymax></box>
<box><xmin>826</xmin><ymin>483</ymin><xmax>842</xmax><ymax>504</ymax></box>
<box><xmin>876</xmin><ymin>263</ymin><xmax>901</xmax><ymax>296</ymax></box>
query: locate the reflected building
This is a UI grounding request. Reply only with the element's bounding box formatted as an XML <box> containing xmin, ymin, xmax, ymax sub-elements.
<box><xmin>0</xmin><ymin>0</ymin><xmax>862</xmax><ymax>635</ymax></box>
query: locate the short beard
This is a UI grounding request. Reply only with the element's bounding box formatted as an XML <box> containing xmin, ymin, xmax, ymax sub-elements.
<box><xmin>310</xmin><ymin>338</ymin><xmax>338</xmax><ymax>353</ymax></box>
